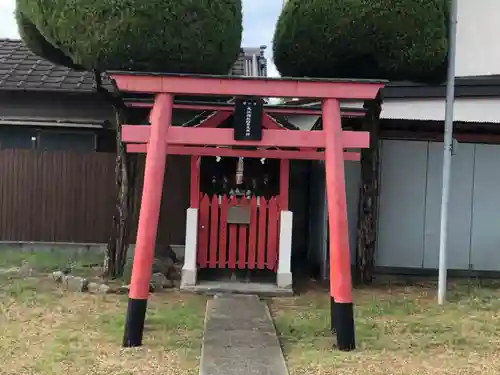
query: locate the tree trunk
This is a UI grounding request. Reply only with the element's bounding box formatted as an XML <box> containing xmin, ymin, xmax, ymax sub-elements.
<box><xmin>355</xmin><ymin>98</ymin><xmax>382</xmax><ymax>284</ymax></box>
<box><xmin>91</xmin><ymin>71</ymin><xmax>137</xmax><ymax>279</ymax></box>
<box><xmin>103</xmin><ymin>107</ymin><xmax>134</xmax><ymax>279</ymax></box>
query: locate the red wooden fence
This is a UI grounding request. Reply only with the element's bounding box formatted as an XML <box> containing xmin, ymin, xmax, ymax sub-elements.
<box><xmin>197</xmin><ymin>194</ymin><xmax>280</xmax><ymax>271</ymax></box>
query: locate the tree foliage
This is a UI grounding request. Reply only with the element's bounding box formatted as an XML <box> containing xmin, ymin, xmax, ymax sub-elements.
<box><xmin>16</xmin><ymin>0</ymin><xmax>243</xmax><ymax>74</ymax></box>
<box><xmin>16</xmin><ymin>0</ymin><xmax>243</xmax><ymax>278</ymax></box>
<box><xmin>273</xmin><ymin>0</ymin><xmax>449</xmax><ymax>83</ymax></box>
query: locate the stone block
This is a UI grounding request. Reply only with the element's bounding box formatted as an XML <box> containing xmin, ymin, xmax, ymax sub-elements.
<box><xmin>63</xmin><ymin>275</ymin><xmax>89</xmax><ymax>292</ymax></box>
<box><xmin>150</xmin><ymin>272</ymin><xmax>174</xmax><ymax>289</ymax></box>
<box><xmin>88</xmin><ymin>282</ymin><xmax>112</xmax><ymax>294</ymax></box>
<box><xmin>52</xmin><ymin>271</ymin><xmax>65</xmax><ymax>283</ymax></box>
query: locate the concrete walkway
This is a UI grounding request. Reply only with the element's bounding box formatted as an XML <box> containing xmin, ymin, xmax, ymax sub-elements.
<box><xmin>199</xmin><ymin>294</ymin><xmax>289</xmax><ymax>375</ymax></box>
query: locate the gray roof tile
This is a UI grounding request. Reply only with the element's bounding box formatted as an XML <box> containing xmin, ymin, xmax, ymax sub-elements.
<box><xmin>0</xmin><ymin>39</ymin><xmax>264</xmax><ymax>93</ymax></box>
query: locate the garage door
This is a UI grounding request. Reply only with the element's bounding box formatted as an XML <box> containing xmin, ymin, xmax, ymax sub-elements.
<box><xmin>376</xmin><ymin>139</ymin><xmax>499</xmax><ymax>271</ymax></box>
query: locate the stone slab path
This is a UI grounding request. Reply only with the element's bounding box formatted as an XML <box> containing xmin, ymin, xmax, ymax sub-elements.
<box><xmin>199</xmin><ymin>294</ymin><xmax>289</xmax><ymax>375</ymax></box>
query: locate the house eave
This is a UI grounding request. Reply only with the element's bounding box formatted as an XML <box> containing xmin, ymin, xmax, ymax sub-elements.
<box><xmin>0</xmin><ymin>117</ymin><xmax>107</xmax><ymax>128</ymax></box>
<box><xmin>383</xmin><ymin>75</ymin><xmax>500</xmax><ymax>99</ymax></box>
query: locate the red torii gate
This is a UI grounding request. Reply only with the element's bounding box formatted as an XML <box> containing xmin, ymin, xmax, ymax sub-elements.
<box><xmin>109</xmin><ymin>72</ymin><xmax>385</xmax><ymax>352</ymax></box>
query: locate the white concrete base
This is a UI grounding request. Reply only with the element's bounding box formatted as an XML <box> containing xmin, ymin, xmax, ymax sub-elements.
<box><xmin>181</xmin><ymin>269</ymin><xmax>197</xmax><ymax>289</ymax></box>
<box><xmin>277</xmin><ymin>272</ymin><xmax>293</xmax><ymax>289</ymax></box>
<box><xmin>277</xmin><ymin>210</ymin><xmax>293</xmax><ymax>289</ymax></box>
<box><xmin>182</xmin><ymin>280</ymin><xmax>293</xmax><ymax>297</ymax></box>
<box><xmin>181</xmin><ymin>208</ymin><xmax>198</xmax><ymax>287</ymax></box>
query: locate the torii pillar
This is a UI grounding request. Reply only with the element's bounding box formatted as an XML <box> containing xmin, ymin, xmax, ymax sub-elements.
<box><xmin>123</xmin><ymin>93</ymin><xmax>172</xmax><ymax>347</ymax></box>
<box><xmin>323</xmin><ymin>98</ymin><xmax>355</xmax><ymax>350</ymax></box>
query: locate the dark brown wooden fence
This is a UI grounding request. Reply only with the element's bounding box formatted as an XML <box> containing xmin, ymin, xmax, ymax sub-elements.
<box><xmin>0</xmin><ymin>150</ymin><xmax>189</xmax><ymax>246</ymax></box>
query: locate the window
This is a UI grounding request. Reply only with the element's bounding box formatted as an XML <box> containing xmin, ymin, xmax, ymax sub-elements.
<box><xmin>38</xmin><ymin>130</ymin><xmax>96</xmax><ymax>151</ymax></box>
<box><xmin>0</xmin><ymin>127</ymin><xmax>37</xmax><ymax>149</ymax></box>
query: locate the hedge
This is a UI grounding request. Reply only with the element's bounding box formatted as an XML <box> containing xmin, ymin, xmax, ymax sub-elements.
<box><xmin>16</xmin><ymin>0</ymin><xmax>243</xmax><ymax>74</ymax></box>
<box><xmin>273</xmin><ymin>0</ymin><xmax>449</xmax><ymax>83</ymax></box>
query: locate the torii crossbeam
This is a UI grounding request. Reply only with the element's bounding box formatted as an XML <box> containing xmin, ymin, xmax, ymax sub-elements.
<box><xmin>109</xmin><ymin>71</ymin><xmax>385</xmax><ymax>352</ymax></box>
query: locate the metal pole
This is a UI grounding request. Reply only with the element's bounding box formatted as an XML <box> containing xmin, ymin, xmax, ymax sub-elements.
<box><xmin>438</xmin><ymin>0</ymin><xmax>458</xmax><ymax>305</ymax></box>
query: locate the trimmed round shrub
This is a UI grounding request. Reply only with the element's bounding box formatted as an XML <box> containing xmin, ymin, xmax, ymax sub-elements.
<box><xmin>273</xmin><ymin>0</ymin><xmax>449</xmax><ymax>83</ymax></box>
<box><xmin>16</xmin><ymin>0</ymin><xmax>243</xmax><ymax>74</ymax></box>
<box><xmin>16</xmin><ymin>8</ymin><xmax>83</xmax><ymax>70</ymax></box>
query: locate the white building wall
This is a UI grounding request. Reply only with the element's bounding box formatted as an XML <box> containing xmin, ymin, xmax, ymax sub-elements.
<box><xmin>455</xmin><ymin>0</ymin><xmax>500</xmax><ymax>77</ymax></box>
<box><xmin>381</xmin><ymin>97</ymin><xmax>500</xmax><ymax>124</ymax></box>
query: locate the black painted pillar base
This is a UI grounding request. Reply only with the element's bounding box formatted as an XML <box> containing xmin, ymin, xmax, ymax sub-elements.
<box><xmin>123</xmin><ymin>298</ymin><xmax>148</xmax><ymax>347</ymax></box>
<box><xmin>330</xmin><ymin>296</ymin><xmax>337</xmax><ymax>333</ymax></box>
<box><xmin>332</xmin><ymin>300</ymin><xmax>355</xmax><ymax>351</ymax></box>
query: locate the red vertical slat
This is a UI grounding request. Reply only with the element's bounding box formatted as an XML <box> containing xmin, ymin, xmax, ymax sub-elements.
<box><xmin>197</xmin><ymin>194</ymin><xmax>210</xmax><ymax>268</ymax></box>
<box><xmin>218</xmin><ymin>195</ymin><xmax>229</xmax><ymax>268</ymax></box>
<box><xmin>266</xmin><ymin>197</ymin><xmax>279</xmax><ymax>270</ymax></box>
<box><xmin>237</xmin><ymin>197</ymin><xmax>249</xmax><ymax>269</ymax></box>
<box><xmin>238</xmin><ymin>224</ymin><xmax>248</xmax><ymax>269</ymax></box>
<box><xmin>209</xmin><ymin>195</ymin><xmax>219</xmax><ymax>268</ymax></box>
<box><xmin>247</xmin><ymin>196</ymin><xmax>258</xmax><ymax>269</ymax></box>
<box><xmin>228</xmin><ymin>197</ymin><xmax>238</xmax><ymax>269</ymax></box>
<box><xmin>257</xmin><ymin>197</ymin><xmax>268</xmax><ymax>269</ymax></box>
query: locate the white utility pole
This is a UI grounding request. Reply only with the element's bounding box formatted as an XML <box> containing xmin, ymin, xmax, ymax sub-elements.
<box><xmin>438</xmin><ymin>0</ymin><xmax>459</xmax><ymax>305</ymax></box>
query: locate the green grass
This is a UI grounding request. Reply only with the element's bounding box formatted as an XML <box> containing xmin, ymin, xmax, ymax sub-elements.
<box><xmin>0</xmin><ymin>248</ymin><xmax>103</xmax><ymax>273</ymax></box>
<box><xmin>0</xmin><ymin>248</ymin><xmax>206</xmax><ymax>375</ymax></box>
<box><xmin>0</xmin><ymin>247</ymin><xmax>136</xmax><ymax>283</ymax></box>
<box><xmin>270</xmin><ymin>281</ymin><xmax>500</xmax><ymax>375</ymax></box>
<box><xmin>5</xmin><ymin>248</ymin><xmax>500</xmax><ymax>374</ymax></box>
